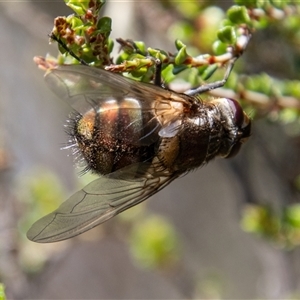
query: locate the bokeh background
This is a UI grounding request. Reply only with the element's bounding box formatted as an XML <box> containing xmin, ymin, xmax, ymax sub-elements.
<box><xmin>1</xmin><ymin>1</ymin><xmax>300</xmax><ymax>299</ymax></box>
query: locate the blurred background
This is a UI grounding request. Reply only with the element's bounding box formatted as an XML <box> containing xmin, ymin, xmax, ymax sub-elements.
<box><xmin>1</xmin><ymin>1</ymin><xmax>300</xmax><ymax>299</ymax></box>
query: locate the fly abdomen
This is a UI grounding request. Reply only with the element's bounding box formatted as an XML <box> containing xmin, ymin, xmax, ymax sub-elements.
<box><xmin>72</xmin><ymin>97</ymin><xmax>160</xmax><ymax>175</ymax></box>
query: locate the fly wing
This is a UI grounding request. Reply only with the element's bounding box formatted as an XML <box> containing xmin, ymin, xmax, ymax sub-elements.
<box><xmin>27</xmin><ymin>163</ymin><xmax>177</xmax><ymax>243</ymax></box>
<box><xmin>44</xmin><ymin>64</ymin><xmax>188</xmax><ymax>114</ymax></box>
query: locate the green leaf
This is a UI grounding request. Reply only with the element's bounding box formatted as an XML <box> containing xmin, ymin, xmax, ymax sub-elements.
<box><xmin>147</xmin><ymin>48</ymin><xmax>168</xmax><ymax>63</ymax></box>
<box><xmin>269</xmin><ymin>0</ymin><xmax>286</xmax><ymax>9</ymax></box>
<box><xmin>64</xmin><ymin>0</ymin><xmax>88</xmax><ymax>15</ymax></box>
<box><xmin>134</xmin><ymin>41</ymin><xmax>146</xmax><ymax>54</ymax></box>
<box><xmin>227</xmin><ymin>5</ymin><xmax>251</xmax><ymax>24</ymax></box>
<box><xmin>201</xmin><ymin>64</ymin><xmax>218</xmax><ymax>81</ymax></box>
<box><xmin>234</xmin><ymin>0</ymin><xmax>257</xmax><ymax>8</ymax></box>
<box><xmin>212</xmin><ymin>40</ymin><xmax>228</xmax><ymax>55</ymax></box>
<box><xmin>67</xmin><ymin>15</ymin><xmax>84</xmax><ymax>29</ymax></box>
<box><xmin>161</xmin><ymin>64</ymin><xmax>175</xmax><ymax>83</ymax></box>
<box><xmin>217</xmin><ymin>26</ymin><xmax>237</xmax><ymax>44</ymax></box>
<box><xmin>175</xmin><ymin>39</ymin><xmax>186</xmax><ymax>51</ymax></box>
<box><xmin>107</xmin><ymin>39</ymin><xmax>114</xmax><ymax>54</ymax></box>
<box><xmin>173</xmin><ymin>65</ymin><xmax>188</xmax><ymax>75</ymax></box>
<box><xmin>175</xmin><ymin>45</ymin><xmax>188</xmax><ymax>65</ymax></box>
<box><xmin>97</xmin><ymin>16</ymin><xmax>112</xmax><ymax>36</ymax></box>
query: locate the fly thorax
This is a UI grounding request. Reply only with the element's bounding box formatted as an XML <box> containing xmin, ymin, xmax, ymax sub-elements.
<box><xmin>201</xmin><ymin>106</ymin><xmax>225</xmax><ymax>161</ymax></box>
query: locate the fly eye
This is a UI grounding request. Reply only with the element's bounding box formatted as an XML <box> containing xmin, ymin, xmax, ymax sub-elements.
<box><xmin>226</xmin><ymin>98</ymin><xmax>244</xmax><ymax>127</ymax></box>
<box><xmin>223</xmin><ymin>98</ymin><xmax>251</xmax><ymax>158</ymax></box>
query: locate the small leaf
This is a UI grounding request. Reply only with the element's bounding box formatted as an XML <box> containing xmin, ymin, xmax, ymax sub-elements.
<box><xmin>175</xmin><ymin>39</ymin><xmax>186</xmax><ymax>51</ymax></box>
<box><xmin>134</xmin><ymin>41</ymin><xmax>146</xmax><ymax>54</ymax></box>
<box><xmin>175</xmin><ymin>46</ymin><xmax>188</xmax><ymax>65</ymax></box>
<box><xmin>173</xmin><ymin>65</ymin><xmax>188</xmax><ymax>75</ymax></box>
<box><xmin>161</xmin><ymin>64</ymin><xmax>175</xmax><ymax>83</ymax></box>
<box><xmin>97</xmin><ymin>16</ymin><xmax>112</xmax><ymax>35</ymax></box>
<box><xmin>107</xmin><ymin>39</ymin><xmax>114</xmax><ymax>54</ymax></box>
<box><xmin>201</xmin><ymin>64</ymin><xmax>218</xmax><ymax>81</ymax></box>
<box><xmin>212</xmin><ymin>40</ymin><xmax>228</xmax><ymax>55</ymax></box>
<box><xmin>217</xmin><ymin>26</ymin><xmax>237</xmax><ymax>44</ymax></box>
<box><xmin>234</xmin><ymin>0</ymin><xmax>257</xmax><ymax>8</ymax></box>
<box><xmin>64</xmin><ymin>0</ymin><xmax>88</xmax><ymax>15</ymax></box>
<box><xmin>66</xmin><ymin>15</ymin><xmax>83</xmax><ymax>29</ymax></box>
<box><xmin>227</xmin><ymin>5</ymin><xmax>251</xmax><ymax>24</ymax></box>
<box><xmin>131</xmin><ymin>68</ymin><xmax>148</xmax><ymax>78</ymax></box>
<box><xmin>147</xmin><ymin>48</ymin><xmax>168</xmax><ymax>63</ymax></box>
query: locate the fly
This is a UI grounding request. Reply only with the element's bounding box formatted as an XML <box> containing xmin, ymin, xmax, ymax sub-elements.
<box><xmin>27</xmin><ymin>42</ymin><xmax>251</xmax><ymax>243</ymax></box>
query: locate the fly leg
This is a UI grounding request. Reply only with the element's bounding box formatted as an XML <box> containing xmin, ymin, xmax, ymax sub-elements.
<box><xmin>185</xmin><ymin>31</ymin><xmax>252</xmax><ymax>96</ymax></box>
<box><xmin>150</xmin><ymin>57</ymin><xmax>162</xmax><ymax>87</ymax></box>
<box><xmin>49</xmin><ymin>33</ymin><xmax>89</xmax><ymax>66</ymax></box>
<box><xmin>185</xmin><ymin>57</ymin><xmax>237</xmax><ymax>96</ymax></box>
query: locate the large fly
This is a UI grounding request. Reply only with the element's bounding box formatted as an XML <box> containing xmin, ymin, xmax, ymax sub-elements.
<box><xmin>27</xmin><ymin>37</ymin><xmax>251</xmax><ymax>243</ymax></box>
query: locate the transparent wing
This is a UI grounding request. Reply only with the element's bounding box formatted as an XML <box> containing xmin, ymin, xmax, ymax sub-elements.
<box><xmin>27</xmin><ymin>163</ymin><xmax>177</xmax><ymax>243</ymax></box>
<box><xmin>45</xmin><ymin>65</ymin><xmax>189</xmax><ymax>114</ymax></box>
